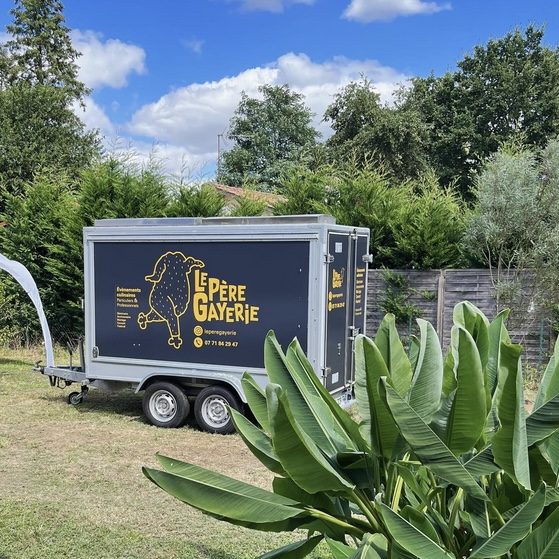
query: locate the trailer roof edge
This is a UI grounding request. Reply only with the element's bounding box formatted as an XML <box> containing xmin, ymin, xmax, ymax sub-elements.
<box><xmin>93</xmin><ymin>214</ymin><xmax>337</xmax><ymax>227</ymax></box>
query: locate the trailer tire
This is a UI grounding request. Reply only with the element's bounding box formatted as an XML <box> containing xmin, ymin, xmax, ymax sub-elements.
<box><xmin>67</xmin><ymin>391</ymin><xmax>83</xmax><ymax>405</ymax></box>
<box><xmin>143</xmin><ymin>381</ymin><xmax>190</xmax><ymax>428</ymax></box>
<box><xmin>194</xmin><ymin>386</ymin><xmax>241</xmax><ymax>435</ymax></box>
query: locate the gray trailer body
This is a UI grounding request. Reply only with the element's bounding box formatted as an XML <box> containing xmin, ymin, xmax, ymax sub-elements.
<box><xmin>43</xmin><ymin>215</ymin><xmax>370</xmax><ymax>427</ymax></box>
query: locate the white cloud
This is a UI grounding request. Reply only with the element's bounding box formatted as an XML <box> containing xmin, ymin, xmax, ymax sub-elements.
<box><xmin>237</xmin><ymin>0</ymin><xmax>314</xmax><ymax>13</ymax></box>
<box><xmin>128</xmin><ymin>52</ymin><xmax>408</xmax><ymax>162</ymax></box>
<box><xmin>344</xmin><ymin>0</ymin><xmax>450</xmax><ymax>22</ymax></box>
<box><xmin>183</xmin><ymin>38</ymin><xmax>204</xmax><ymax>54</ymax></box>
<box><xmin>115</xmin><ymin>141</ymin><xmax>214</xmax><ymax>179</ymax></box>
<box><xmin>73</xmin><ymin>97</ymin><xmax>115</xmax><ymax>135</ymax></box>
<box><xmin>72</xmin><ymin>30</ymin><xmax>146</xmax><ymax>89</ymax></box>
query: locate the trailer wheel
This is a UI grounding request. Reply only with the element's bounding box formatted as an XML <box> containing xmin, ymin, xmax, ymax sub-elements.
<box><xmin>143</xmin><ymin>382</ymin><xmax>190</xmax><ymax>428</ymax></box>
<box><xmin>194</xmin><ymin>386</ymin><xmax>241</xmax><ymax>435</ymax></box>
<box><xmin>67</xmin><ymin>391</ymin><xmax>83</xmax><ymax>405</ymax></box>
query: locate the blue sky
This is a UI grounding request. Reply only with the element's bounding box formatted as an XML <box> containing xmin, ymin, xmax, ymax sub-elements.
<box><xmin>2</xmin><ymin>0</ymin><xmax>559</xmax><ymax>178</ymax></box>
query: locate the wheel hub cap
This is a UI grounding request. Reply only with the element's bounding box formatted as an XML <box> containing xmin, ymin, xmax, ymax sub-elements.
<box><xmin>202</xmin><ymin>396</ymin><xmax>229</xmax><ymax>428</ymax></box>
<box><xmin>150</xmin><ymin>390</ymin><xmax>177</xmax><ymax>422</ymax></box>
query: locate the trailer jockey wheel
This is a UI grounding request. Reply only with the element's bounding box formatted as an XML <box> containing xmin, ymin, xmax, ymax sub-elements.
<box><xmin>67</xmin><ymin>391</ymin><xmax>83</xmax><ymax>405</ymax></box>
<box><xmin>143</xmin><ymin>381</ymin><xmax>190</xmax><ymax>428</ymax></box>
<box><xmin>194</xmin><ymin>386</ymin><xmax>241</xmax><ymax>435</ymax></box>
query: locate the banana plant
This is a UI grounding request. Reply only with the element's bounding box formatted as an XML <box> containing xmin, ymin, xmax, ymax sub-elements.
<box><xmin>144</xmin><ymin>302</ymin><xmax>559</xmax><ymax>558</ymax></box>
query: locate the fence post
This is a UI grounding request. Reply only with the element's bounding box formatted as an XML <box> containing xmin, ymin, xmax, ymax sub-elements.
<box><xmin>539</xmin><ymin>319</ymin><xmax>545</xmax><ymax>369</ymax></box>
<box><xmin>436</xmin><ymin>269</ymin><xmax>446</xmax><ymax>341</ymax></box>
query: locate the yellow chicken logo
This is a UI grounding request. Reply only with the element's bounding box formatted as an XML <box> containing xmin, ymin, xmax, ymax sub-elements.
<box><xmin>332</xmin><ymin>267</ymin><xmax>345</xmax><ymax>289</ymax></box>
<box><xmin>138</xmin><ymin>252</ymin><xmax>205</xmax><ymax>349</ymax></box>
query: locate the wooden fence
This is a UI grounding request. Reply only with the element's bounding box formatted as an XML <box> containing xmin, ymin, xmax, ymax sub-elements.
<box><xmin>366</xmin><ymin>269</ymin><xmax>554</xmax><ymax>367</ymax></box>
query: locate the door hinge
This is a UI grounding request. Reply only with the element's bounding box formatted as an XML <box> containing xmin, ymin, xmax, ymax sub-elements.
<box><xmin>321</xmin><ymin>366</ymin><xmax>331</xmax><ymax>378</ymax></box>
<box><xmin>348</xmin><ymin>326</ymin><xmax>361</xmax><ymax>340</ymax></box>
<box><xmin>362</xmin><ymin>254</ymin><xmax>373</xmax><ymax>264</ymax></box>
<box><xmin>92</xmin><ymin>346</ymin><xmax>99</xmax><ymax>358</ymax></box>
<box><xmin>324</xmin><ymin>253</ymin><xmax>334</xmax><ymax>263</ymax></box>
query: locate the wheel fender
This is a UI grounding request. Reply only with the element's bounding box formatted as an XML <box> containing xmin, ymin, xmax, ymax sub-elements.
<box><xmin>135</xmin><ymin>373</ymin><xmax>246</xmax><ymax>403</ymax></box>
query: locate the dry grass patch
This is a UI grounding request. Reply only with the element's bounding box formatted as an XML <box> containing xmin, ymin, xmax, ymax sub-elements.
<box><xmin>0</xmin><ymin>348</ymin><xmax>322</xmax><ymax>559</ymax></box>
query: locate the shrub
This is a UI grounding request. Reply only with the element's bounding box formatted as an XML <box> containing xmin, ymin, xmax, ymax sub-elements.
<box><xmin>145</xmin><ymin>302</ymin><xmax>559</xmax><ymax>558</ymax></box>
<box><xmin>168</xmin><ymin>183</ymin><xmax>225</xmax><ymax>217</ymax></box>
<box><xmin>228</xmin><ymin>193</ymin><xmax>267</xmax><ymax>217</ymax></box>
<box><xmin>393</xmin><ymin>171</ymin><xmax>468</xmax><ymax>269</ymax></box>
<box><xmin>0</xmin><ymin>170</ymin><xmax>76</xmax><ymax>344</ymax></box>
<box><xmin>275</xmin><ymin>162</ymin><xmax>468</xmax><ymax>269</ymax></box>
<box><xmin>465</xmin><ymin>139</ymin><xmax>559</xmax><ymax>329</ymax></box>
<box><xmin>46</xmin><ymin>158</ymin><xmax>171</xmax><ymax>339</ymax></box>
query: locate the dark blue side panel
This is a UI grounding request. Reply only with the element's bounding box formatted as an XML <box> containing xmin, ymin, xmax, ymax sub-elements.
<box><xmin>93</xmin><ymin>241</ymin><xmax>309</xmax><ymax>368</ymax></box>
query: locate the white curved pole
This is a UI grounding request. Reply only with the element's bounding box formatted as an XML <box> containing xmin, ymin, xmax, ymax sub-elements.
<box><xmin>0</xmin><ymin>252</ymin><xmax>54</xmax><ymax>367</ymax></box>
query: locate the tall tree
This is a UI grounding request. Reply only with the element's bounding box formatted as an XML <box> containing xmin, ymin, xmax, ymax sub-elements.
<box><xmin>464</xmin><ymin>140</ymin><xmax>559</xmax><ymax>329</ymax></box>
<box><xmin>402</xmin><ymin>26</ymin><xmax>559</xmax><ymax>196</ymax></box>
<box><xmin>0</xmin><ymin>83</ymin><xmax>99</xmax><ymax>198</ymax></box>
<box><xmin>0</xmin><ymin>0</ymin><xmax>99</xmax><ymax>205</ymax></box>
<box><xmin>218</xmin><ymin>84</ymin><xmax>319</xmax><ymax>190</ymax></box>
<box><xmin>324</xmin><ymin>79</ymin><xmax>430</xmax><ymax>180</ymax></box>
<box><xmin>2</xmin><ymin>0</ymin><xmax>88</xmax><ymax>101</ymax></box>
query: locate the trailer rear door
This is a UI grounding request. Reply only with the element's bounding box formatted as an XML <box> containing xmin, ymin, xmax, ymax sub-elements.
<box><xmin>325</xmin><ymin>232</ymin><xmax>350</xmax><ymax>392</ymax></box>
<box><xmin>324</xmin><ymin>232</ymin><xmax>369</xmax><ymax>392</ymax></box>
<box><xmin>346</xmin><ymin>234</ymin><xmax>369</xmax><ymax>385</ymax></box>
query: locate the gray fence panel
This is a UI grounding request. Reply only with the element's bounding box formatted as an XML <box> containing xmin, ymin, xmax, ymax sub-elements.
<box><xmin>366</xmin><ymin>268</ymin><xmax>553</xmax><ymax>367</ymax></box>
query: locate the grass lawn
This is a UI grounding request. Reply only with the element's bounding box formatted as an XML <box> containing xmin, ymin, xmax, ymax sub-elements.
<box><xmin>0</xmin><ymin>348</ymin><xmax>325</xmax><ymax>559</ymax></box>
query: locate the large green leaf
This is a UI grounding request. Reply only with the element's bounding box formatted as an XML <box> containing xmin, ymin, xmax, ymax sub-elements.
<box><xmin>539</xmin><ymin>433</ymin><xmax>559</xmax><ymax>475</ymax></box>
<box><xmin>408</xmin><ymin>319</ymin><xmax>443</xmax><ymax>423</ymax></box>
<box><xmin>257</xmin><ymin>536</ymin><xmax>323</xmax><ymax>559</ymax></box>
<box><xmin>534</xmin><ymin>337</ymin><xmax>559</xmax><ymax>410</ymax></box>
<box><xmin>409</xmin><ymin>335</ymin><xmax>420</xmax><ymax>372</ymax></box>
<box><xmin>143</xmin><ymin>455</ymin><xmax>306</xmax><ymax>529</ymax></box>
<box><xmin>267</xmin><ymin>385</ymin><xmax>355</xmax><ymax>494</ymax></box>
<box><xmin>463</xmin><ymin>447</ymin><xmax>500</xmax><ymax>478</ymax></box>
<box><xmin>444</xmin><ymin>326</ymin><xmax>487</xmax><ymax>455</ymax></box>
<box><xmin>429</xmin><ymin>352</ymin><xmax>455</xmax><ymax>445</ymax></box>
<box><xmin>381</xmin><ymin>380</ymin><xmax>488</xmax><ymax>500</ymax></box>
<box><xmin>464</xmin><ymin>496</ymin><xmax>490</xmax><ymax>539</ymax></box>
<box><xmin>484</xmin><ymin>310</ymin><xmax>511</xmax><ymax>442</ymax></box>
<box><xmin>493</xmin><ymin>473</ymin><xmax>526</xmax><ymax>515</ymax></box>
<box><xmin>326</xmin><ymin>538</ymin><xmax>354</xmax><ymax>559</ymax></box>
<box><xmin>337</xmin><ymin>451</ymin><xmax>380</xmax><ymax>490</ymax></box>
<box><xmin>487</xmin><ymin>309</ymin><xmax>511</xmax><ymax>398</ymax></box>
<box><xmin>272</xmin><ymin>477</ymin><xmax>342</xmax><ymax>517</ymax></box>
<box><xmin>528</xmin><ymin>446</ymin><xmax>557</xmax><ymax>486</ymax></box>
<box><xmin>544</xmin><ymin>487</ymin><xmax>559</xmax><ymax>506</ymax></box>
<box><xmin>354</xmin><ymin>335</ymin><xmax>400</xmax><ymax>458</ymax></box>
<box><xmin>242</xmin><ymin>372</ymin><xmax>270</xmax><ymax>432</ymax></box>
<box><xmin>516</xmin><ymin>505</ymin><xmax>559</xmax><ymax>558</ymax></box>
<box><xmin>350</xmin><ymin>534</ymin><xmax>388</xmax><ymax>559</ymax></box>
<box><xmin>288</xmin><ymin>338</ymin><xmax>370</xmax><ymax>453</ymax></box>
<box><xmin>374</xmin><ymin>313</ymin><xmax>412</xmax><ymax>397</ymax></box>
<box><xmin>470</xmin><ymin>484</ymin><xmax>546</xmax><ymax>558</ymax></box>
<box><xmin>492</xmin><ymin>341</ymin><xmax>531</xmax><ymax>490</ymax></box>
<box><xmin>230</xmin><ymin>408</ymin><xmax>285</xmax><ymax>475</ymax></box>
<box><xmin>376</xmin><ymin>500</ymin><xmax>454</xmax><ymax>559</ymax></box>
<box><xmin>400</xmin><ymin>506</ymin><xmax>440</xmax><ymax>544</ymax></box>
<box><xmin>526</xmin><ymin>393</ymin><xmax>559</xmax><ymax>447</ymax></box>
<box><xmin>389</xmin><ymin>544</ymin><xmax>416</xmax><ymax>559</ymax></box>
<box><xmin>264</xmin><ymin>332</ymin><xmax>349</xmax><ymax>457</ymax></box>
<box><xmin>452</xmin><ymin>301</ymin><xmax>489</xmax><ymax>370</ymax></box>
<box><xmin>284</xmin><ymin>338</ymin><xmax>360</xmax><ymax>453</ymax></box>
<box><xmin>394</xmin><ymin>463</ymin><xmax>431</xmax><ymax>509</ymax></box>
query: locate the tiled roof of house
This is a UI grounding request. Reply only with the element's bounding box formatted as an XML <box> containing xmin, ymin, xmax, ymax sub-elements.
<box><xmin>212</xmin><ymin>183</ymin><xmax>286</xmax><ymax>207</ymax></box>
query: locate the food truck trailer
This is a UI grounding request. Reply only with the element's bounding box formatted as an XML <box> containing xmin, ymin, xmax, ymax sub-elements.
<box><xmin>37</xmin><ymin>215</ymin><xmax>371</xmax><ymax>433</ymax></box>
